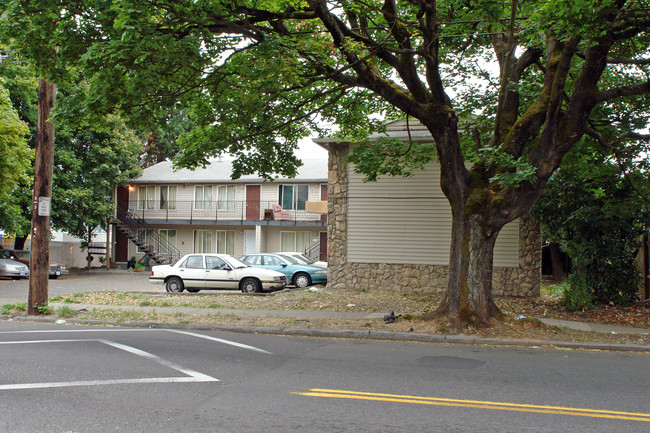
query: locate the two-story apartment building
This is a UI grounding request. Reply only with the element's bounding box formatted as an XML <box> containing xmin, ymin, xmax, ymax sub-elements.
<box><xmin>315</xmin><ymin>119</ymin><xmax>541</xmax><ymax>297</ymax></box>
<box><xmin>112</xmin><ymin>158</ymin><xmax>328</xmax><ymax>266</ymax></box>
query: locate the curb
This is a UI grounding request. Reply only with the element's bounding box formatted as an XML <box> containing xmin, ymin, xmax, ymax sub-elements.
<box><xmin>3</xmin><ymin>314</ymin><xmax>650</xmax><ymax>353</ymax></box>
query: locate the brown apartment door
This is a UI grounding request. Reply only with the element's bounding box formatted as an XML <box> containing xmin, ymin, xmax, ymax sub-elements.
<box><xmin>246</xmin><ymin>185</ymin><xmax>261</xmax><ymax>220</ymax></box>
<box><xmin>319</xmin><ymin>232</ymin><xmax>327</xmax><ymax>262</ymax></box>
<box><xmin>115</xmin><ymin>186</ymin><xmax>129</xmax><ymax>262</ymax></box>
<box><xmin>320</xmin><ymin>184</ymin><xmax>328</xmax><ymax>222</ymax></box>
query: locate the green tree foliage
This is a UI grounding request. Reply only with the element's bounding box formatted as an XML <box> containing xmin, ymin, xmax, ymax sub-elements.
<box><xmin>52</xmin><ymin>115</ymin><xmax>142</xmax><ymax>241</ymax></box>
<box><xmin>3</xmin><ymin>0</ymin><xmax>648</xmax><ymax>327</ymax></box>
<box><xmin>0</xmin><ymin>78</ymin><xmax>32</xmax><ymax>232</ymax></box>
<box><xmin>0</xmin><ymin>55</ymin><xmax>38</xmax><ymax>236</ymax></box>
<box><xmin>534</xmin><ymin>140</ymin><xmax>650</xmax><ymax>308</ymax></box>
<box><xmin>0</xmin><ymin>54</ymin><xmax>143</xmax><ymax>241</ymax></box>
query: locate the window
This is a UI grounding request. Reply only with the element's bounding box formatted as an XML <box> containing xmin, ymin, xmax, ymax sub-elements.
<box><xmin>195</xmin><ymin>185</ymin><xmax>213</xmax><ymax>210</ymax></box>
<box><xmin>159</xmin><ymin>229</ymin><xmax>177</xmax><ymax>248</ymax></box>
<box><xmin>137</xmin><ymin>229</ymin><xmax>154</xmax><ymax>253</ymax></box>
<box><xmin>216</xmin><ymin>230</ymin><xmax>235</xmax><ymax>255</ymax></box>
<box><xmin>217</xmin><ymin>185</ymin><xmax>236</xmax><ymax>211</ymax></box>
<box><xmin>280</xmin><ymin>231</ymin><xmax>311</xmax><ymax>252</ymax></box>
<box><xmin>138</xmin><ymin>186</ymin><xmax>155</xmax><ymax>210</ymax></box>
<box><xmin>279</xmin><ymin>184</ymin><xmax>308</xmax><ymax>210</ymax></box>
<box><xmin>183</xmin><ymin>255</ymin><xmax>204</xmax><ymax>269</ymax></box>
<box><xmin>194</xmin><ymin>230</ymin><xmax>212</xmax><ymax>253</ymax></box>
<box><xmin>160</xmin><ymin>185</ymin><xmax>177</xmax><ymax>210</ymax></box>
<box><xmin>264</xmin><ymin>255</ymin><xmax>285</xmax><ymax>266</ymax></box>
<box><xmin>206</xmin><ymin>256</ymin><xmax>227</xmax><ymax>270</ymax></box>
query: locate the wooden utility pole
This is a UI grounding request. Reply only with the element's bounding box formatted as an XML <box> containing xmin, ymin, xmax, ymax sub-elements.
<box><xmin>28</xmin><ymin>79</ymin><xmax>56</xmax><ymax>315</ymax></box>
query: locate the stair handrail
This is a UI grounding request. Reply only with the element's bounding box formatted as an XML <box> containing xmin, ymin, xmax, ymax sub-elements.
<box><xmin>115</xmin><ymin>205</ymin><xmax>181</xmax><ymax>264</ymax></box>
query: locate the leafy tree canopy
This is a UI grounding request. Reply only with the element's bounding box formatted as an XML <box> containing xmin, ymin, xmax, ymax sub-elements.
<box><xmin>52</xmin><ymin>114</ymin><xmax>142</xmax><ymax>240</ymax></box>
<box><xmin>3</xmin><ymin>0</ymin><xmax>648</xmax><ymax>326</ymax></box>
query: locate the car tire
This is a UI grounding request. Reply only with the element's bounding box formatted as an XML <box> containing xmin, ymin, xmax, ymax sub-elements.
<box><xmin>240</xmin><ymin>277</ymin><xmax>261</xmax><ymax>293</ymax></box>
<box><xmin>165</xmin><ymin>277</ymin><xmax>185</xmax><ymax>293</ymax></box>
<box><xmin>186</xmin><ymin>288</ymin><xmax>201</xmax><ymax>293</ymax></box>
<box><xmin>293</xmin><ymin>272</ymin><xmax>311</xmax><ymax>288</ymax></box>
<box><xmin>49</xmin><ymin>275</ymin><xmax>58</xmax><ymax>279</ymax></box>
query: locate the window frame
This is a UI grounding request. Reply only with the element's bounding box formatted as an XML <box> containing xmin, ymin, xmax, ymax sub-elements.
<box><xmin>216</xmin><ymin>230</ymin><xmax>235</xmax><ymax>255</ymax></box>
<box><xmin>160</xmin><ymin>185</ymin><xmax>178</xmax><ymax>210</ymax></box>
<box><xmin>138</xmin><ymin>185</ymin><xmax>155</xmax><ymax>210</ymax></box>
<box><xmin>194</xmin><ymin>229</ymin><xmax>212</xmax><ymax>253</ymax></box>
<box><xmin>279</xmin><ymin>184</ymin><xmax>309</xmax><ymax>211</ymax></box>
<box><xmin>194</xmin><ymin>185</ymin><xmax>213</xmax><ymax>210</ymax></box>
<box><xmin>280</xmin><ymin>231</ymin><xmax>311</xmax><ymax>253</ymax></box>
<box><xmin>217</xmin><ymin>185</ymin><xmax>236</xmax><ymax>211</ymax></box>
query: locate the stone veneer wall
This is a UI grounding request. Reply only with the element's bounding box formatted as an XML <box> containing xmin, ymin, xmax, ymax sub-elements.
<box><xmin>327</xmin><ymin>145</ymin><xmax>541</xmax><ymax>297</ymax></box>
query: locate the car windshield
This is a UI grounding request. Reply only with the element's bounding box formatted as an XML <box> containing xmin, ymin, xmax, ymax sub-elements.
<box><xmin>224</xmin><ymin>256</ymin><xmax>249</xmax><ymax>268</ymax></box>
<box><xmin>278</xmin><ymin>254</ymin><xmax>300</xmax><ymax>264</ymax></box>
<box><xmin>296</xmin><ymin>254</ymin><xmax>315</xmax><ymax>264</ymax></box>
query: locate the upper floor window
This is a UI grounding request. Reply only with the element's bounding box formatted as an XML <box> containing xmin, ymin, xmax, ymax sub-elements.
<box><xmin>195</xmin><ymin>185</ymin><xmax>213</xmax><ymax>210</ymax></box>
<box><xmin>160</xmin><ymin>185</ymin><xmax>177</xmax><ymax>210</ymax></box>
<box><xmin>279</xmin><ymin>184</ymin><xmax>308</xmax><ymax>211</ymax></box>
<box><xmin>138</xmin><ymin>186</ymin><xmax>155</xmax><ymax>210</ymax></box>
<box><xmin>217</xmin><ymin>185</ymin><xmax>236</xmax><ymax>211</ymax></box>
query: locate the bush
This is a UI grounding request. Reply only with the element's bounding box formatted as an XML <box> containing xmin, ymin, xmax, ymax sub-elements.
<box><xmin>561</xmin><ymin>275</ymin><xmax>594</xmax><ymax>311</ymax></box>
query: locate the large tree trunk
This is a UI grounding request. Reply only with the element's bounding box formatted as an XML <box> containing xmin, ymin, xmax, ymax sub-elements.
<box><xmin>465</xmin><ymin>214</ymin><xmax>502</xmax><ymax>321</ymax></box>
<box><xmin>430</xmin><ymin>209</ymin><xmax>504</xmax><ymax>330</ymax></box>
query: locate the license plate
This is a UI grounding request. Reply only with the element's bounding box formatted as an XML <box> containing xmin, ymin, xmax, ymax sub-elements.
<box><xmin>20</xmin><ymin>271</ymin><xmax>25</xmax><ymax>276</ymax></box>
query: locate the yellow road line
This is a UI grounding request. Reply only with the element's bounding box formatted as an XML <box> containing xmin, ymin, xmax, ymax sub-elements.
<box><xmin>291</xmin><ymin>389</ymin><xmax>650</xmax><ymax>422</ymax></box>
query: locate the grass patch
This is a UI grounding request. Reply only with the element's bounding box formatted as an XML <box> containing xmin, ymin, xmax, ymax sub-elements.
<box><xmin>56</xmin><ymin>305</ymin><xmax>77</xmax><ymax>318</ymax></box>
<box><xmin>139</xmin><ymin>300</ymin><xmax>153</xmax><ymax>307</ymax></box>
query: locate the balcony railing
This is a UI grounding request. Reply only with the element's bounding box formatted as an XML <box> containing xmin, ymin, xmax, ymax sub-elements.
<box><xmin>129</xmin><ymin>200</ymin><xmax>327</xmax><ymax>224</ymax></box>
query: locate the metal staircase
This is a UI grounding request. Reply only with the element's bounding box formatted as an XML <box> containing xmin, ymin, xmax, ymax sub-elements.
<box><xmin>112</xmin><ymin>206</ymin><xmax>180</xmax><ymax>265</ymax></box>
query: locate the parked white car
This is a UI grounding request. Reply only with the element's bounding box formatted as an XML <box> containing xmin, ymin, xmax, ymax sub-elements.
<box><xmin>276</xmin><ymin>252</ymin><xmax>327</xmax><ymax>268</ymax></box>
<box><xmin>149</xmin><ymin>254</ymin><xmax>288</xmax><ymax>293</ymax></box>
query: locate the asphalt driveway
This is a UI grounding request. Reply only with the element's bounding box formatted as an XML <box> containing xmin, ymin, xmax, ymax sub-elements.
<box><xmin>0</xmin><ymin>269</ymin><xmax>158</xmax><ymax>305</ymax></box>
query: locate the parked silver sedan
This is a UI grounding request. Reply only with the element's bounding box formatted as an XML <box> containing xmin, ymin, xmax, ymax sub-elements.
<box><xmin>149</xmin><ymin>253</ymin><xmax>288</xmax><ymax>293</ymax></box>
<box><xmin>0</xmin><ymin>258</ymin><xmax>30</xmax><ymax>280</ymax></box>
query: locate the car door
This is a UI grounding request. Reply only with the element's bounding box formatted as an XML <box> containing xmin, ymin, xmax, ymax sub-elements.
<box><xmin>178</xmin><ymin>255</ymin><xmax>206</xmax><ymax>288</ymax></box>
<box><xmin>204</xmin><ymin>255</ymin><xmax>238</xmax><ymax>289</ymax></box>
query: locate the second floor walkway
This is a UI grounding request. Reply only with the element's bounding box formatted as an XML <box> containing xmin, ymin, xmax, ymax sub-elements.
<box><xmin>127</xmin><ymin>200</ymin><xmax>327</xmax><ymax>227</ymax></box>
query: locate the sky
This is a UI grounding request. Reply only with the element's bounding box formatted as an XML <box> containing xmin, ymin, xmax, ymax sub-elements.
<box><xmin>296</xmin><ymin>136</ymin><xmax>328</xmax><ymax>159</ymax></box>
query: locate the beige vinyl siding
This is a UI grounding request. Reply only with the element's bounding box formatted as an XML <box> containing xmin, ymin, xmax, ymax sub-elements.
<box><xmin>347</xmin><ymin>163</ymin><xmax>519</xmax><ymax>267</ymax></box>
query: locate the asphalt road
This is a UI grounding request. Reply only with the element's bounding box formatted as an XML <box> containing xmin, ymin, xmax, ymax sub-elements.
<box><xmin>1</xmin><ymin>320</ymin><xmax>648</xmax><ymax>432</ymax></box>
<box><xmin>0</xmin><ymin>270</ymin><xmax>157</xmax><ymax>305</ymax></box>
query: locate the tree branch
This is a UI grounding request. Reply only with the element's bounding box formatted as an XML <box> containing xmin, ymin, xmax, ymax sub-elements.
<box><xmin>597</xmin><ymin>80</ymin><xmax>650</xmax><ymax>102</ymax></box>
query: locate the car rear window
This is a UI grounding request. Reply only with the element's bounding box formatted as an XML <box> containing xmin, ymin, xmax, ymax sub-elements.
<box><xmin>184</xmin><ymin>255</ymin><xmax>204</xmax><ymax>269</ymax></box>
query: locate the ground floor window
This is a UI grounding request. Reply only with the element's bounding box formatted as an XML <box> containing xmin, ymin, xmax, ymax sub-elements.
<box><xmin>137</xmin><ymin>229</ymin><xmax>154</xmax><ymax>253</ymax></box>
<box><xmin>194</xmin><ymin>230</ymin><xmax>212</xmax><ymax>253</ymax></box>
<box><xmin>159</xmin><ymin>229</ymin><xmax>177</xmax><ymax>254</ymax></box>
<box><xmin>280</xmin><ymin>231</ymin><xmax>311</xmax><ymax>252</ymax></box>
<box><xmin>216</xmin><ymin>230</ymin><xmax>235</xmax><ymax>255</ymax></box>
